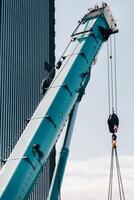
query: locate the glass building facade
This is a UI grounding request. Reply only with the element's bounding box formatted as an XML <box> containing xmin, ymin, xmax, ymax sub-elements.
<box><xmin>0</xmin><ymin>0</ymin><xmax>55</xmax><ymax>199</ymax></box>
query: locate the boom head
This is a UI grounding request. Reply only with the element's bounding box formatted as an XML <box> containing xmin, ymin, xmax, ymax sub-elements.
<box><xmin>87</xmin><ymin>3</ymin><xmax>117</xmax><ymax>31</ymax></box>
<box><xmin>72</xmin><ymin>2</ymin><xmax>118</xmax><ymax>40</ymax></box>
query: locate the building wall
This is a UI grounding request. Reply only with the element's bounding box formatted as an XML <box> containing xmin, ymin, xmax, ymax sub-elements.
<box><xmin>0</xmin><ymin>0</ymin><xmax>55</xmax><ymax>199</ymax></box>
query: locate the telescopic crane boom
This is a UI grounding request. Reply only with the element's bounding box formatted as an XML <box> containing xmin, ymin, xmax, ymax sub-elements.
<box><xmin>0</xmin><ymin>3</ymin><xmax>117</xmax><ymax>200</ymax></box>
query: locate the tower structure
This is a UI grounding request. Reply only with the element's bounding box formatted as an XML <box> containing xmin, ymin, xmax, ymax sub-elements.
<box><xmin>0</xmin><ymin>0</ymin><xmax>55</xmax><ymax>199</ymax></box>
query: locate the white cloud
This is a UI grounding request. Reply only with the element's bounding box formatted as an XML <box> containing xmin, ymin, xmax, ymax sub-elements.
<box><xmin>61</xmin><ymin>156</ymin><xmax>134</xmax><ymax>200</ymax></box>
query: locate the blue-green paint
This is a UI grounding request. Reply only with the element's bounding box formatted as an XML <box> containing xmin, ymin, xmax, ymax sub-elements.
<box><xmin>0</xmin><ymin>6</ymin><xmax>117</xmax><ymax>200</ymax></box>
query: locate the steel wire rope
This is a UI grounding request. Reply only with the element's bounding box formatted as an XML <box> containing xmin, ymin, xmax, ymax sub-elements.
<box><xmin>115</xmin><ymin>148</ymin><xmax>126</xmax><ymax>200</ymax></box>
<box><xmin>44</xmin><ymin>40</ymin><xmax>82</xmax><ymax>96</ymax></box>
<box><xmin>1</xmin><ymin>40</ymin><xmax>74</xmax><ymax>163</ymax></box>
<box><xmin>44</xmin><ymin>15</ymin><xmax>88</xmax><ymax>88</ymax></box>
<box><xmin>107</xmin><ymin>35</ymin><xmax>118</xmax><ymax>115</ymax></box>
<box><xmin>108</xmin><ymin>147</ymin><xmax>114</xmax><ymax>200</ymax></box>
<box><xmin>109</xmin><ymin>36</ymin><xmax>114</xmax><ymax>113</ymax></box>
<box><xmin>46</xmin><ymin>9</ymin><xmax>106</xmax><ymax>95</ymax></box>
<box><xmin>107</xmin><ymin>35</ymin><xmax>125</xmax><ymax>200</ymax></box>
<box><xmin>107</xmin><ymin>40</ymin><xmax>111</xmax><ymax>115</ymax></box>
<box><xmin>115</xmin><ymin>148</ymin><xmax>123</xmax><ymax>200</ymax></box>
<box><xmin>107</xmin><ymin>144</ymin><xmax>126</xmax><ymax>200</ymax></box>
<box><xmin>113</xmin><ymin>34</ymin><xmax>118</xmax><ymax>114</ymax></box>
<box><xmin>45</xmin><ymin>39</ymin><xmax>72</xmax><ymax>82</ymax></box>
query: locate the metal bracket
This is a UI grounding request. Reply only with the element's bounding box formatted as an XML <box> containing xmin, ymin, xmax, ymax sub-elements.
<box><xmin>45</xmin><ymin>115</ymin><xmax>56</xmax><ymax>128</ymax></box>
<box><xmin>80</xmin><ymin>72</ymin><xmax>88</xmax><ymax>79</ymax></box>
<box><xmin>25</xmin><ymin>156</ymin><xmax>35</xmax><ymax>170</ymax></box>
<box><xmin>80</xmin><ymin>52</ymin><xmax>89</xmax><ymax>64</ymax></box>
<box><xmin>32</xmin><ymin>144</ymin><xmax>44</xmax><ymax>162</ymax></box>
<box><xmin>63</xmin><ymin>84</ymin><xmax>72</xmax><ymax>96</ymax></box>
<box><xmin>90</xmin><ymin>32</ymin><xmax>98</xmax><ymax>43</ymax></box>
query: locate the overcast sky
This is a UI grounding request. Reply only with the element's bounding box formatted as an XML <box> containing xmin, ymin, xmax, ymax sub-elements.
<box><xmin>55</xmin><ymin>1</ymin><xmax>134</xmax><ymax>199</ymax></box>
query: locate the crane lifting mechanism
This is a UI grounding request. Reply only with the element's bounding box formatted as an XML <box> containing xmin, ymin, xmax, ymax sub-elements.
<box><xmin>0</xmin><ymin>3</ymin><xmax>120</xmax><ymax>200</ymax></box>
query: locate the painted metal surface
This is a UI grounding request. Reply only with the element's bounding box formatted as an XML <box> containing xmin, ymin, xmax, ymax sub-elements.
<box><xmin>0</xmin><ymin>4</ymin><xmax>117</xmax><ymax>200</ymax></box>
<box><xmin>47</xmin><ymin>102</ymin><xmax>79</xmax><ymax>200</ymax></box>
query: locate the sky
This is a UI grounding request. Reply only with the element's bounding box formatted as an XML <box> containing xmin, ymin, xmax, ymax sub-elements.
<box><xmin>55</xmin><ymin>0</ymin><xmax>134</xmax><ymax>199</ymax></box>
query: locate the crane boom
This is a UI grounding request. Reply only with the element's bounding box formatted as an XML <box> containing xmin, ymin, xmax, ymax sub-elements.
<box><xmin>47</xmin><ymin>102</ymin><xmax>79</xmax><ymax>200</ymax></box>
<box><xmin>0</xmin><ymin>3</ymin><xmax>117</xmax><ymax>200</ymax></box>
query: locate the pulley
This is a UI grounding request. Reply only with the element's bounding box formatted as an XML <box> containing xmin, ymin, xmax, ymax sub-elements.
<box><xmin>108</xmin><ymin>112</ymin><xmax>119</xmax><ymax>134</ymax></box>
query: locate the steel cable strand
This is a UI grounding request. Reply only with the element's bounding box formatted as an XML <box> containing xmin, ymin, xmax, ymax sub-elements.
<box><xmin>107</xmin><ymin>40</ymin><xmax>111</xmax><ymax>115</ymax></box>
<box><xmin>109</xmin><ymin>36</ymin><xmax>114</xmax><ymax>112</ymax></box>
<box><xmin>108</xmin><ymin>147</ymin><xmax>114</xmax><ymax>200</ymax></box>
<box><xmin>115</xmin><ymin>148</ymin><xmax>123</xmax><ymax>200</ymax></box>
<box><xmin>113</xmin><ymin>34</ymin><xmax>118</xmax><ymax>114</ymax></box>
<box><xmin>115</xmin><ymin>148</ymin><xmax>126</xmax><ymax>200</ymax></box>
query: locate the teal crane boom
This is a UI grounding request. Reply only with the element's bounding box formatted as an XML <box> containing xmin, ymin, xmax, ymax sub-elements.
<box><xmin>0</xmin><ymin>3</ymin><xmax>117</xmax><ymax>200</ymax></box>
<box><xmin>47</xmin><ymin>102</ymin><xmax>79</xmax><ymax>200</ymax></box>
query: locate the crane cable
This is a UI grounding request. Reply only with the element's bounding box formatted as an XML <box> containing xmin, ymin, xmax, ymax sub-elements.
<box><xmin>107</xmin><ymin>35</ymin><xmax>126</xmax><ymax>200</ymax></box>
<box><xmin>107</xmin><ymin>35</ymin><xmax>118</xmax><ymax>115</ymax></box>
<box><xmin>108</xmin><ymin>137</ymin><xmax>125</xmax><ymax>200</ymax></box>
